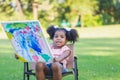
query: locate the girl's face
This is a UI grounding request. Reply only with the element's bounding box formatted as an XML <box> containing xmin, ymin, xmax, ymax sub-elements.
<box><xmin>53</xmin><ymin>30</ymin><xmax>67</xmax><ymax>48</ymax></box>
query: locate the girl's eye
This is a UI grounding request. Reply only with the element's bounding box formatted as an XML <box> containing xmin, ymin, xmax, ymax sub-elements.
<box><xmin>54</xmin><ymin>35</ymin><xmax>58</xmax><ymax>38</ymax></box>
<box><xmin>61</xmin><ymin>35</ymin><xmax>65</xmax><ymax>38</ymax></box>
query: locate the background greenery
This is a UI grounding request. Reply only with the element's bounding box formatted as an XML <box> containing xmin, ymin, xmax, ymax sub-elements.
<box><xmin>0</xmin><ymin>0</ymin><xmax>120</xmax><ymax>28</ymax></box>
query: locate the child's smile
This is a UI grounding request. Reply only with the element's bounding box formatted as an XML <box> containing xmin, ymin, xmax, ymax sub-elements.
<box><xmin>53</xmin><ymin>30</ymin><xmax>67</xmax><ymax>48</ymax></box>
<box><xmin>55</xmin><ymin>41</ymin><xmax>62</xmax><ymax>45</ymax></box>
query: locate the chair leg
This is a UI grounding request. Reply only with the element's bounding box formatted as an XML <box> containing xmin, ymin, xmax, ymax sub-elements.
<box><xmin>73</xmin><ymin>68</ymin><xmax>78</xmax><ymax>80</ymax></box>
<box><xmin>75</xmin><ymin>71</ymin><xmax>78</xmax><ymax>80</ymax></box>
<box><xmin>74</xmin><ymin>56</ymin><xmax>78</xmax><ymax>80</ymax></box>
<box><xmin>23</xmin><ymin>74</ymin><xmax>30</xmax><ymax>80</ymax></box>
<box><xmin>24</xmin><ymin>63</ymin><xmax>26</xmax><ymax>80</ymax></box>
<box><xmin>24</xmin><ymin>62</ymin><xmax>30</xmax><ymax>80</ymax></box>
<box><xmin>27</xmin><ymin>75</ymin><xmax>30</xmax><ymax>80</ymax></box>
<box><xmin>75</xmin><ymin>67</ymin><xmax>78</xmax><ymax>80</ymax></box>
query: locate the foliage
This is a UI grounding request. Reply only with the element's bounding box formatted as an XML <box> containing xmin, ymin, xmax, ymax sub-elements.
<box><xmin>97</xmin><ymin>0</ymin><xmax>120</xmax><ymax>24</ymax></box>
<box><xmin>84</xmin><ymin>14</ymin><xmax>102</xmax><ymax>27</ymax></box>
<box><xmin>0</xmin><ymin>0</ymin><xmax>120</xmax><ymax>27</ymax></box>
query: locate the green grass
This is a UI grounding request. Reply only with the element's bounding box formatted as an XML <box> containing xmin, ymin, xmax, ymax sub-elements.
<box><xmin>75</xmin><ymin>38</ymin><xmax>120</xmax><ymax>80</ymax></box>
<box><xmin>0</xmin><ymin>38</ymin><xmax>120</xmax><ymax>80</ymax></box>
<box><xmin>0</xmin><ymin>20</ymin><xmax>120</xmax><ymax>80</ymax></box>
<box><xmin>0</xmin><ymin>39</ymin><xmax>23</xmax><ymax>80</ymax></box>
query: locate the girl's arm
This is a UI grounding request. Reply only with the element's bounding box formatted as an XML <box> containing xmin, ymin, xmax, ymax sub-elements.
<box><xmin>54</xmin><ymin>50</ymin><xmax>71</xmax><ymax>62</ymax></box>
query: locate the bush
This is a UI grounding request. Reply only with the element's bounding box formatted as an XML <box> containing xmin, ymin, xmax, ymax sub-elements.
<box><xmin>84</xmin><ymin>14</ymin><xmax>102</xmax><ymax>27</ymax></box>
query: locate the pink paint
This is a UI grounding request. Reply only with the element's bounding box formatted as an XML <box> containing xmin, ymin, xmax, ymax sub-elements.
<box><xmin>25</xmin><ymin>27</ymin><xmax>30</xmax><ymax>31</ymax></box>
<box><xmin>35</xmin><ymin>26</ymin><xmax>40</xmax><ymax>32</ymax></box>
<box><xmin>32</xmin><ymin>55</ymin><xmax>39</xmax><ymax>62</ymax></box>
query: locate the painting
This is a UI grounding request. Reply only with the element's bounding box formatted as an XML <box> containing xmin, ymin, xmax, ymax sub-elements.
<box><xmin>1</xmin><ymin>20</ymin><xmax>53</xmax><ymax>63</ymax></box>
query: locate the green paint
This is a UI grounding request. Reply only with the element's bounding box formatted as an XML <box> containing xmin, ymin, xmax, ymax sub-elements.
<box><xmin>41</xmin><ymin>54</ymin><xmax>50</xmax><ymax>62</ymax></box>
<box><xmin>6</xmin><ymin>23</ymin><xmax>27</xmax><ymax>29</ymax></box>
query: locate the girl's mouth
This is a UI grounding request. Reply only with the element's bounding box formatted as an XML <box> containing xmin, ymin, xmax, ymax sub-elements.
<box><xmin>56</xmin><ymin>41</ymin><xmax>61</xmax><ymax>44</ymax></box>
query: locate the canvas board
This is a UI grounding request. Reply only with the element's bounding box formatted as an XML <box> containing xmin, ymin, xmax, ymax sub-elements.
<box><xmin>1</xmin><ymin>20</ymin><xmax>53</xmax><ymax>63</ymax></box>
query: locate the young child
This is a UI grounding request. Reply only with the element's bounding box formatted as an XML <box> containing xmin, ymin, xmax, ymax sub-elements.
<box><xmin>36</xmin><ymin>25</ymin><xmax>79</xmax><ymax>80</ymax></box>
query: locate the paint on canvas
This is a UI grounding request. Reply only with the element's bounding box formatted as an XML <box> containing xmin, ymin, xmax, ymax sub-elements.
<box><xmin>1</xmin><ymin>21</ymin><xmax>53</xmax><ymax>63</ymax></box>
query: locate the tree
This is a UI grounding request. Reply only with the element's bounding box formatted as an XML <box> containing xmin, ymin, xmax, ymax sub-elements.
<box><xmin>1</xmin><ymin>0</ymin><xmax>119</xmax><ymax>27</ymax></box>
<box><xmin>97</xmin><ymin>0</ymin><xmax>120</xmax><ymax>24</ymax></box>
<box><xmin>32</xmin><ymin>0</ymin><xmax>39</xmax><ymax>19</ymax></box>
<box><xmin>97</xmin><ymin>0</ymin><xmax>114</xmax><ymax>24</ymax></box>
<box><xmin>70</xmin><ymin>0</ymin><xmax>98</xmax><ymax>27</ymax></box>
<box><xmin>16</xmin><ymin>0</ymin><xmax>25</xmax><ymax>20</ymax></box>
<box><xmin>113</xmin><ymin>0</ymin><xmax>120</xmax><ymax>23</ymax></box>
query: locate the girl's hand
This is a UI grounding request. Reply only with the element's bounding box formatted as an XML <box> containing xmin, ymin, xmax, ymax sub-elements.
<box><xmin>53</xmin><ymin>58</ymin><xmax>59</xmax><ymax>62</ymax></box>
<box><xmin>15</xmin><ymin>54</ymin><xmax>19</xmax><ymax>59</ymax></box>
<box><xmin>53</xmin><ymin>50</ymin><xmax>71</xmax><ymax>62</ymax></box>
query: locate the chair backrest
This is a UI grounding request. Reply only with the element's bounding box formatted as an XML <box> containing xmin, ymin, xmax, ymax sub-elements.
<box><xmin>66</xmin><ymin>44</ymin><xmax>74</xmax><ymax>69</ymax></box>
<box><xmin>30</xmin><ymin>44</ymin><xmax>74</xmax><ymax>70</ymax></box>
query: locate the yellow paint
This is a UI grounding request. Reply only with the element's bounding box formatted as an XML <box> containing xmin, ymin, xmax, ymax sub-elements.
<box><xmin>16</xmin><ymin>54</ymin><xmax>27</xmax><ymax>62</ymax></box>
<box><xmin>6</xmin><ymin>32</ymin><xmax>13</xmax><ymax>40</ymax></box>
<box><xmin>30</xmin><ymin>49</ymin><xmax>34</xmax><ymax>54</ymax></box>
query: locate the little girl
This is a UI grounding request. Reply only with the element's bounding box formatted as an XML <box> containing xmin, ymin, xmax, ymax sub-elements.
<box><xmin>36</xmin><ymin>25</ymin><xmax>79</xmax><ymax>80</ymax></box>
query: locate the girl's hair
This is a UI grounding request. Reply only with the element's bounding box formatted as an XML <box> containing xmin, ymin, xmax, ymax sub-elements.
<box><xmin>47</xmin><ymin>25</ymin><xmax>79</xmax><ymax>43</ymax></box>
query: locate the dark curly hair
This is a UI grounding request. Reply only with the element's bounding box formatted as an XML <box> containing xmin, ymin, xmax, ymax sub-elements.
<box><xmin>47</xmin><ymin>25</ymin><xmax>79</xmax><ymax>43</ymax></box>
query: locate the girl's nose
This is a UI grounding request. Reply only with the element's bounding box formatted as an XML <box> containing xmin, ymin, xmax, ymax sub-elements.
<box><xmin>57</xmin><ymin>37</ymin><xmax>61</xmax><ymax>39</ymax></box>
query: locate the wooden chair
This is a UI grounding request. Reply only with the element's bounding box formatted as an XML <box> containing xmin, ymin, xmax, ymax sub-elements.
<box><xmin>23</xmin><ymin>44</ymin><xmax>78</xmax><ymax>80</ymax></box>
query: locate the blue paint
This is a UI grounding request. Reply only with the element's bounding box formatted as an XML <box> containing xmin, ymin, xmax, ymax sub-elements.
<box><xmin>9</xmin><ymin>28</ymin><xmax>20</xmax><ymax>33</ymax></box>
<box><xmin>27</xmin><ymin>33</ymin><xmax>42</xmax><ymax>53</ymax></box>
<box><xmin>16</xmin><ymin>33</ymin><xmax>32</xmax><ymax>61</ymax></box>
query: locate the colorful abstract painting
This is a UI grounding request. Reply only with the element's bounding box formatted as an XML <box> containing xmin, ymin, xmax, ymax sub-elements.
<box><xmin>1</xmin><ymin>20</ymin><xmax>53</xmax><ymax>63</ymax></box>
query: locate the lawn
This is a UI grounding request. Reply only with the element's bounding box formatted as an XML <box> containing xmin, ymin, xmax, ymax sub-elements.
<box><xmin>0</xmin><ymin>26</ymin><xmax>120</xmax><ymax>80</ymax></box>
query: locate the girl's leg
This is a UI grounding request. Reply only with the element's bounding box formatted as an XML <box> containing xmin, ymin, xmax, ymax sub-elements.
<box><xmin>52</xmin><ymin>62</ymin><xmax>62</xmax><ymax>80</ymax></box>
<box><xmin>35</xmin><ymin>62</ymin><xmax>49</xmax><ymax>80</ymax></box>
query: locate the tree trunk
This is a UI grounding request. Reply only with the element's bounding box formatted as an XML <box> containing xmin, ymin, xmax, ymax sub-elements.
<box><xmin>16</xmin><ymin>0</ymin><xmax>25</xmax><ymax>20</ymax></box>
<box><xmin>32</xmin><ymin>0</ymin><xmax>38</xmax><ymax>20</ymax></box>
<box><xmin>71</xmin><ymin>16</ymin><xmax>78</xmax><ymax>28</ymax></box>
<box><xmin>81</xmin><ymin>13</ymin><xmax>84</xmax><ymax>28</ymax></box>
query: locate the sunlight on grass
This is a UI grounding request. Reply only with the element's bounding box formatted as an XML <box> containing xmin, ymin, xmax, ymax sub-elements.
<box><xmin>76</xmin><ymin>25</ymin><xmax>120</xmax><ymax>38</ymax></box>
<box><xmin>0</xmin><ymin>50</ymin><xmax>14</xmax><ymax>54</ymax></box>
<box><xmin>0</xmin><ymin>28</ymin><xmax>120</xmax><ymax>80</ymax></box>
<box><xmin>1</xmin><ymin>44</ymin><xmax>12</xmax><ymax>48</ymax></box>
<box><xmin>88</xmin><ymin>51</ymin><xmax>119</xmax><ymax>56</ymax></box>
<box><xmin>78</xmin><ymin>47</ymin><xmax>120</xmax><ymax>56</ymax></box>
